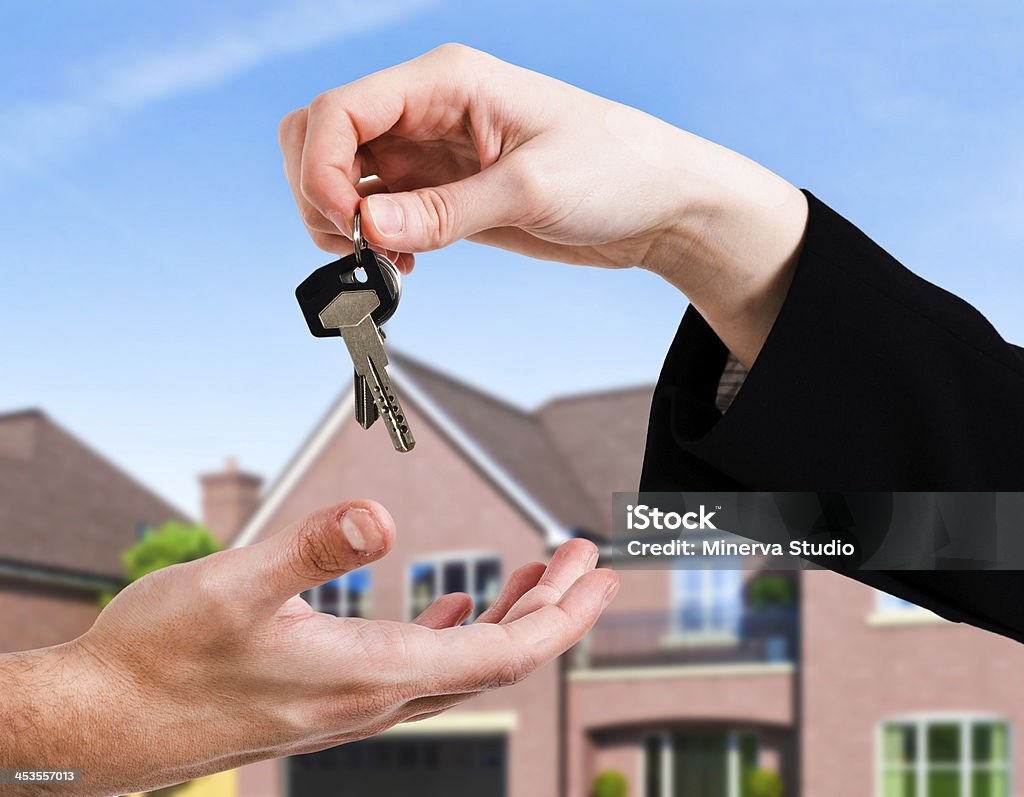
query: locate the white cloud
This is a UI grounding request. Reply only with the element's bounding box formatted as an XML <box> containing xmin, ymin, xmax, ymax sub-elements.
<box><xmin>0</xmin><ymin>0</ymin><xmax>434</xmax><ymax>170</ymax></box>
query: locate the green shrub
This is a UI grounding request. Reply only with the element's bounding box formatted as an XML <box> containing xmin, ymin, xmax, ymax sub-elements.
<box><xmin>100</xmin><ymin>522</ymin><xmax>221</xmax><ymax>608</ymax></box>
<box><xmin>122</xmin><ymin>521</ymin><xmax>220</xmax><ymax>580</ymax></box>
<box><xmin>746</xmin><ymin>767</ymin><xmax>784</xmax><ymax>797</ymax></box>
<box><xmin>591</xmin><ymin>769</ymin><xmax>628</xmax><ymax>797</ymax></box>
<box><xmin>748</xmin><ymin>574</ymin><xmax>795</xmax><ymax>607</ymax></box>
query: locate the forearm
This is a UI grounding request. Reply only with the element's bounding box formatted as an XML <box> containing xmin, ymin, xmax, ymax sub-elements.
<box><xmin>641</xmin><ymin>128</ymin><xmax>808</xmax><ymax>368</ymax></box>
<box><xmin>0</xmin><ymin>644</ymin><xmax>105</xmax><ymax>795</ymax></box>
<box><xmin>0</xmin><ymin>641</ymin><xmax>197</xmax><ymax>797</ymax></box>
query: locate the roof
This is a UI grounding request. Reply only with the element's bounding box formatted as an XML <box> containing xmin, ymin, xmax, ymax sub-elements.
<box><xmin>390</xmin><ymin>355</ymin><xmax>609</xmax><ymax>535</ymax></box>
<box><xmin>234</xmin><ymin>353</ymin><xmax>653</xmax><ymax>547</ymax></box>
<box><xmin>536</xmin><ymin>384</ymin><xmax>656</xmax><ymax>536</ymax></box>
<box><xmin>0</xmin><ymin>409</ymin><xmax>189</xmax><ymax>580</ymax></box>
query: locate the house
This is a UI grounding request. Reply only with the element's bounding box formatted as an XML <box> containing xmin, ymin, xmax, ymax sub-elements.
<box><xmin>0</xmin><ymin>409</ymin><xmax>187</xmax><ymax>653</ymax></box>
<box><xmin>204</xmin><ymin>352</ymin><xmax>1024</xmax><ymax>797</ymax></box>
<box><xmin>214</xmin><ymin>352</ymin><xmax>636</xmax><ymax>797</ymax></box>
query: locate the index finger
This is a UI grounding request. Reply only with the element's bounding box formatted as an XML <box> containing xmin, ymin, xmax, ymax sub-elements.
<box><xmin>297</xmin><ymin>44</ymin><xmax>485</xmax><ymax>224</ymax></box>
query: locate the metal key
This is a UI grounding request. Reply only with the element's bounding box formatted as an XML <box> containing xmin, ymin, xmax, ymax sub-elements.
<box><xmin>295</xmin><ymin>211</ymin><xmax>414</xmax><ymax>452</ymax></box>
<box><xmin>296</xmin><ymin>219</ymin><xmax>401</xmax><ymax>430</ymax></box>
<box><xmin>350</xmin><ymin>216</ymin><xmax>400</xmax><ymax>430</ymax></box>
<box><xmin>318</xmin><ymin>289</ymin><xmax>415</xmax><ymax>452</ymax></box>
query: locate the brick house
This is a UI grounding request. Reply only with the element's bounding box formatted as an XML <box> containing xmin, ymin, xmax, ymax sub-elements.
<box><xmin>0</xmin><ymin>409</ymin><xmax>186</xmax><ymax>654</ymax></box>
<box><xmin>204</xmin><ymin>353</ymin><xmax>1024</xmax><ymax>797</ymax></box>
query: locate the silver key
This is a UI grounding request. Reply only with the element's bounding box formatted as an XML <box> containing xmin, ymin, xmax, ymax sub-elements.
<box><xmin>346</xmin><ymin>212</ymin><xmax>402</xmax><ymax>432</ymax></box>
<box><xmin>319</xmin><ymin>290</ymin><xmax>415</xmax><ymax>453</ymax></box>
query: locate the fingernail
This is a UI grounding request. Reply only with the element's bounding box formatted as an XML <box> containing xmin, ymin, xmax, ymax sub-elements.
<box><xmin>327</xmin><ymin>211</ymin><xmax>347</xmax><ymax>235</ymax></box>
<box><xmin>366</xmin><ymin>195</ymin><xmax>405</xmax><ymax>237</ymax></box>
<box><xmin>586</xmin><ymin>550</ymin><xmax>600</xmax><ymax>570</ymax></box>
<box><xmin>341</xmin><ymin>508</ymin><xmax>382</xmax><ymax>553</ymax></box>
<box><xmin>602</xmin><ymin>578</ymin><xmax>620</xmax><ymax>609</ymax></box>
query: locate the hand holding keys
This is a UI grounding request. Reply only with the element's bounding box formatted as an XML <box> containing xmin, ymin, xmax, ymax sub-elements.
<box><xmin>296</xmin><ymin>212</ymin><xmax>415</xmax><ymax>452</ymax></box>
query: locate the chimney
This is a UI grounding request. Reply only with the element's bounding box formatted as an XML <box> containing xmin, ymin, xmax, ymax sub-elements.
<box><xmin>200</xmin><ymin>457</ymin><xmax>263</xmax><ymax>546</ymax></box>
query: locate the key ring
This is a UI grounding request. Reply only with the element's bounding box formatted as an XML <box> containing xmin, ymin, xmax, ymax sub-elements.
<box><xmin>344</xmin><ymin>208</ymin><xmax>402</xmax><ymax>322</ymax></box>
<box><xmin>352</xmin><ymin>210</ymin><xmax>366</xmax><ymax>266</ymax></box>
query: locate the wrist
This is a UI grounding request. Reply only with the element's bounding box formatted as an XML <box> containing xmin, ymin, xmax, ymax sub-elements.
<box><xmin>642</xmin><ymin>137</ymin><xmax>808</xmax><ymax>366</ymax></box>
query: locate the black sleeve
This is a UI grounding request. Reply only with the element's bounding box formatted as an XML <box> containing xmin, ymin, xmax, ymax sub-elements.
<box><xmin>639</xmin><ymin>191</ymin><xmax>1024</xmax><ymax>644</ymax></box>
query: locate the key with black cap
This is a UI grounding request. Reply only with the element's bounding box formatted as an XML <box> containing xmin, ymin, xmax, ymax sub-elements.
<box><xmin>296</xmin><ymin>241</ymin><xmax>400</xmax><ymax>430</ymax></box>
<box><xmin>295</xmin><ymin>212</ymin><xmax>415</xmax><ymax>452</ymax></box>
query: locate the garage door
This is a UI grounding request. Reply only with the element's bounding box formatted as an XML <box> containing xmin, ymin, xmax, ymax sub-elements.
<box><xmin>288</xmin><ymin>735</ymin><xmax>507</xmax><ymax>797</ymax></box>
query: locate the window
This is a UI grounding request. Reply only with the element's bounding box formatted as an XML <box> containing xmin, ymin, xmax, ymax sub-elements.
<box><xmin>409</xmin><ymin>554</ymin><xmax>501</xmax><ymax>621</ymax></box>
<box><xmin>302</xmin><ymin>569</ymin><xmax>371</xmax><ymax>618</ymax></box>
<box><xmin>881</xmin><ymin>718</ymin><xmax>1010</xmax><ymax>797</ymax></box>
<box><xmin>645</xmin><ymin>736</ymin><xmax>662</xmax><ymax>797</ymax></box>
<box><xmin>878</xmin><ymin>590</ymin><xmax>925</xmax><ymax>613</ymax></box>
<box><xmin>870</xmin><ymin>590</ymin><xmax>945</xmax><ymax>628</ymax></box>
<box><xmin>672</xmin><ymin>557</ymin><xmax>743</xmax><ymax>637</ymax></box>
<box><xmin>643</xmin><ymin>729</ymin><xmax>758</xmax><ymax>797</ymax></box>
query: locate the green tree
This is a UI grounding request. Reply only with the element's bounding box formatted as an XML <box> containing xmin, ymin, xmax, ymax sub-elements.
<box><xmin>592</xmin><ymin>769</ymin><xmax>628</xmax><ymax>797</ymax></box>
<box><xmin>100</xmin><ymin>521</ymin><xmax>221</xmax><ymax>608</ymax></box>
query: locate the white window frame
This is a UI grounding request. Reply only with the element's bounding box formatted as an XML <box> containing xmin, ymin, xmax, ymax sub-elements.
<box><xmin>406</xmin><ymin>551</ymin><xmax>501</xmax><ymax>621</ymax></box>
<box><xmin>875</xmin><ymin>713</ymin><xmax>1013</xmax><ymax>797</ymax></box>
<box><xmin>305</xmin><ymin>568</ymin><xmax>372</xmax><ymax>617</ymax></box>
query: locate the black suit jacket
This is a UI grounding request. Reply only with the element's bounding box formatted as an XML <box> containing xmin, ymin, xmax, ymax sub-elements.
<box><xmin>640</xmin><ymin>191</ymin><xmax>1024</xmax><ymax>644</ymax></box>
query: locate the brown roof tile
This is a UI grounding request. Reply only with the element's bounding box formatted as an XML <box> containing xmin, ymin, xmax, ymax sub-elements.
<box><xmin>0</xmin><ymin>409</ymin><xmax>189</xmax><ymax>578</ymax></box>
<box><xmin>536</xmin><ymin>386</ymin><xmax>654</xmax><ymax>537</ymax></box>
<box><xmin>392</xmin><ymin>354</ymin><xmax>653</xmax><ymax>539</ymax></box>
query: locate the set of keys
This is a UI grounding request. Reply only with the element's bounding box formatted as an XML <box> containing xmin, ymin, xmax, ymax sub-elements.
<box><xmin>296</xmin><ymin>211</ymin><xmax>415</xmax><ymax>452</ymax></box>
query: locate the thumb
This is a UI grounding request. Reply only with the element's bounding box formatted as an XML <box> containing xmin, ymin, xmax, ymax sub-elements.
<box><xmin>360</xmin><ymin>163</ymin><xmax>525</xmax><ymax>252</ymax></box>
<box><xmin>241</xmin><ymin>500</ymin><xmax>395</xmax><ymax>612</ymax></box>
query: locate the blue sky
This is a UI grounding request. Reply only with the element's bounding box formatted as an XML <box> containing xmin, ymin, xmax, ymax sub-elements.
<box><xmin>1</xmin><ymin>1</ymin><xmax>1022</xmax><ymax>515</ymax></box>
